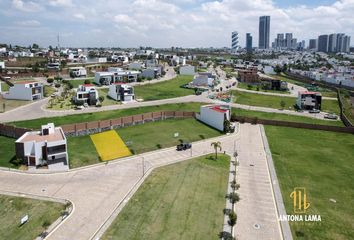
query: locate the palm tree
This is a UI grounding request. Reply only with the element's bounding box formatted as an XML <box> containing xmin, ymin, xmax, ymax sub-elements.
<box><xmin>211</xmin><ymin>141</ymin><xmax>222</xmax><ymax>159</ymax></box>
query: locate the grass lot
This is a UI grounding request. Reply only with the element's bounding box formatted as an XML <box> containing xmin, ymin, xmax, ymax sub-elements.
<box><xmin>97</xmin><ymin>88</ymin><xmax>121</xmax><ymax>106</ymax></box>
<box><xmin>232</xmin><ymin>90</ymin><xmax>340</xmax><ymax>114</ymax></box>
<box><xmin>237</xmin><ymin>82</ymin><xmax>290</xmax><ymax>94</ymax></box>
<box><xmin>134</xmin><ymin>75</ymin><xmax>195</xmax><ymax>101</ymax></box>
<box><xmin>275</xmin><ymin>74</ymin><xmax>337</xmax><ymax>98</ymax></box>
<box><xmin>0</xmin><ymin>195</ymin><xmax>65</xmax><ymax>240</ymax></box>
<box><xmin>12</xmin><ymin>103</ymin><xmax>203</xmax><ymax>129</ymax></box>
<box><xmin>67</xmin><ymin>118</ymin><xmax>221</xmax><ymax>168</ymax></box>
<box><xmin>102</xmin><ymin>154</ymin><xmax>230</xmax><ymax>240</ymax></box>
<box><xmin>0</xmin><ymin>81</ymin><xmax>10</xmax><ymax>91</ymax></box>
<box><xmin>118</xmin><ymin>118</ymin><xmax>222</xmax><ymax>154</ymax></box>
<box><xmin>0</xmin><ymin>98</ymin><xmax>30</xmax><ymax>112</ymax></box>
<box><xmin>234</xmin><ymin>108</ymin><xmax>344</xmax><ymax>127</ymax></box>
<box><xmin>265</xmin><ymin>126</ymin><xmax>354</xmax><ymax>240</ymax></box>
<box><xmin>67</xmin><ymin>78</ymin><xmax>94</xmax><ymax>88</ymax></box>
<box><xmin>340</xmin><ymin>90</ymin><xmax>354</xmax><ymax>125</ymax></box>
<box><xmin>0</xmin><ymin>136</ymin><xmax>17</xmax><ymax>168</ymax></box>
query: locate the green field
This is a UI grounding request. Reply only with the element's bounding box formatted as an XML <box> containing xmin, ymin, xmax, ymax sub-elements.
<box><xmin>67</xmin><ymin>118</ymin><xmax>221</xmax><ymax>168</ymax></box>
<box><xmin>232</xmin><ymin>90</ymin><xmax>340</xmax><ymax>114</ymax></box>
<box><xmin>12</xmin><ymin>103</ymin><xmax>204</xmax><ymax>129</ymax></box>
<box><xmin>265</xmin><ymin>126</ymin><xmax>354</xmax><ymax>239</ymax></box>
<box><xmin>234</xmin><ymin>108</ymin><xmax>344</xmax><ymax>127</ymax></box>
<box><xmin>0</xmin><ymin>98</ymin><xmax>30</xmax><ymax>113</ymax></box>
<box><xmin>0</xmin><ymin>195</ymin><xmax>65</xmax><ymax>240</ymax></box>
<box><xmin>67</xmin><ymin>79</ymin><xmax>94</xmax><ymax>88</ymax></box>
<box><xmin>237</xmin><ymin>82</ymin><xmax>290</xmax><ymax>94</ymax></box>
<box><xmin>0</xmin><ymin>136</ymin><xmax>17</xmax><ymax>168</ymax></box>
<box><xmin>134</xmin><ymin>75</ymin><xmax>195</xmax><ymax>101</ymax></box>
<box><xmin>102</xmin><ymin>154</ymin><xmax>230</xmax><ymax>240</ymax></box>
<box><xmin>97</xmin><ymin>88</ymin><xmax>121</xmax><ymax>106</ymax></box>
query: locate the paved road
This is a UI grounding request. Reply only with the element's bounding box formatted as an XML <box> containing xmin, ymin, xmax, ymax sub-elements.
<box><xmin>0</xmin><ymin>124</ymin><xmax>284</xmax><ymax>240</ymax></box>
<box><xmin>234</xmin><ymin>123</ymin><xmax>283</xmax><ymax>240</ymax></box>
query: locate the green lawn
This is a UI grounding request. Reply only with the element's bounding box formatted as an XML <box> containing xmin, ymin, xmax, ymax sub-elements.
<box><xmin>67</xmin><ymin>79</ymin><xmax>93</xmax><ymax>88</ymax></box>
<box><xmin>97</xmin><ymin>88</ymin><xmax>121</xmax><ymax>106</ymax></box>
<box><xmin>0</xmin><ymin>195</ymin><xmax>65</xmax><ymax>240</ymax></box>
<box><xmin>233</xmin><ymin>108</ymin><xmax>344</xmax><ymax>127</ymax></box>
<box><xmin>118</xmin><ymin>118</ymin><xmax>222</xmax><ymax>154</ymax></box>
<box><xmin>44</xmin><ymin>86</ymin><xmax>56</xmax><ymax>97</ymax></box>
<box><xmin>237</xmin><ymin>82</ymin><xmax>290</xmax><ymax>94</ymax></box>
<box><xmin>134</xmin><ymin>75</ymin><xmax>195</xmax><ymax>101</ymax></box>
<box><xmin>232</xmin><ymin>90</ymin><xmax>340</xmax><ymax>114</ymax></box>
<box><xmin>0</xmin><ymin>82</ymin><xmax>10</xmax><ymax>91</ymax></box>
<box><xmin>67</xmin><ymin>118</ymin><xmax>222</xmax><ymax>168</ymax></box>
<box><xmin>265</xmin><ymin>126</ymin><xmax>354</xmax><ymax>240</ymax></box>
<box><xmin>0</xmin><ymin>136</ymin><xmax>17</xmax><ymax>168</ymax></box>
<box><xmin>102</xmin><ymin>154</ymin><xmax>230</xmax><ymax>240</ymax></box>
<box><xmin>12</xmin><ymin>103</ymin><xmax>204</xmax><ymax>129</ymax></box>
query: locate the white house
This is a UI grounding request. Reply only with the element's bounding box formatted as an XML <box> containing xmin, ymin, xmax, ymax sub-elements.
<box><xmin>4</xmin><ymin>82</ymin><xmax>43</xmax><ymax>101</ymax></box>
<box><xmin>0</xmin><ymin>61</ymin><xmax>5</xmax><ymax>70</ymax></box>
<box><xmin>94</xmin><ymin>70</ymin><xmax>140</xmax><ymax>85</ymax></box>
<box><xmin>196</xmin><ymin>105</ymin><xmax>231</xmax><ymax>131</ymax></box>
<box><xmin>192</xmin><ymin>73</ymin><xmax>215</xmax><ymax>87</ymax></box>
<box><xmin>108</xmin><ymin>84</ymin><xmax>135</xmax><ymax>102</ymax></box>
<box><xmin>98</xmin><ymin>57</ymin><xmax>107</xmax><ymax>63</ymax></box>
<box><xmin>180</xmin><ymin>65</ymin><xmax>195</xmax><ymax>75</ymax></box>
<box><xmin>74</xmin><ymin>84</ymin><xmax>99</xmax><ymax>105</ymax></box>
<box><xmin>69</xmin><ymin>67</ymin><xmax>87</xmax><ymax>77</ymax></box>
<box><xmin>15</xmin><ymin>123</ymin><xmax>69</xmax><ymax>168</ymax></box>
<box><xmin>129</xmin><ymin>62</ymin><xmax>143</xmax><ymax>70</ymax></box>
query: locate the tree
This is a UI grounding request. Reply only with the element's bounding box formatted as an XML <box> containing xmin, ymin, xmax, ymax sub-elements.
<box><xmin>32</xmin><ymin>43</ymin><xmax>39</xmax><ymax>49</ymax></box>
<box><xmin>98</xmin><ymin>96</ymin><xmax>105</xmax><ymax>103</ymax></box>
<box><xmin>274</xmin><ymin>65</ymin><xmax>282</xmax><ymax>74</ymax></box>
<box><xmin>280</xmin><ymin>100</ymin><xmax>286</xmax><ymax>109</ymax></box>
<box><xmin>211</xmin><ymin>141</ymin><xmax>222</xmax><ymax>159</ymax></box>
<box><xmin>84</xmin><ymin>79</ymin><xmax>91</xmax><ymax>84</ymax></box>
<box><xmin>227</xmin><ymin>192</ymin><xmax>240</xmax><ymax>204</ymax></box>
<box><xmin>228</xmin><ymin>211</ymin><xmax>237</xmax><ymax>226</ymax></box>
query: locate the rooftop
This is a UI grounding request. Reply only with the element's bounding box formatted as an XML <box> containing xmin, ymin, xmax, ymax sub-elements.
<box><xmin>18</xmin><ymin>127</ymin><xmax>65</xmax><ymax>143</ymax></box>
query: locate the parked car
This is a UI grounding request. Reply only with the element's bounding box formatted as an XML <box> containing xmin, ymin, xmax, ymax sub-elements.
<box><xmin>309</xmin><ymin>109</ymin><xmax>320</xmax><ymax>113</ymax></box>
<box><xmin>176</xmin><ymin>143</ymin><xmax>192</xmax><ymax>151</ymax></box>
<box><xmin>324</xmin><ymin>113</ymin><xmax>338</xmax><ymax>120</ymax></box>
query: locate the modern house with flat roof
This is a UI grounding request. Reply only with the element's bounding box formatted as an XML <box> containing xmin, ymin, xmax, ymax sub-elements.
<box><xmin>180</xmin><ymin>65</ymin><xmax>195</xmax><ymax>75</ymax></box>
<box><xmin>73</xmin><ymin>84</ymin><xmax>99</xmax><ymax>105</ymax></box>
<box><xmin>108</xmin><ymin>83</ymin><xmax>135</xmax><ymax>102</ymax></box>
<box><xmin>196</xmin><ymin>105</ymin><xmax>231</xmax><ymax>131</ymax></box>
<box><xmin>69</xmin><ymin>66</ymin><xmax>87</xmax><ymax>77</ymax></box>
<box><xmin>94</xmin><ymin>69</ymin><xmax>140</xmax><ymax>85</ymax></box>
<box><xmin>15</xmin><ymin>123</ymin><xmax>69</xmax><ymax>169</ymax></box>
<box><xmin>296</xmin><ymin>91</ymin><xmax>322</xmax><ymax>110</ymax></box>
<box><xmin>3</xmin><ymin>81</ymin><xmax>43</xmax><ymax>101</ymax></box>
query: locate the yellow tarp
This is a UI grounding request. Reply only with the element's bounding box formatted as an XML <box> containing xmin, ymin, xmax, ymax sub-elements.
<box><xmin>90</xmin><ymin>130</ymin><xmax>132</xmax><ymax>161</ymax></box>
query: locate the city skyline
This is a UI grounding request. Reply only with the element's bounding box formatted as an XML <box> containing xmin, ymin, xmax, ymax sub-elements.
<box><xmin>0</xmin><ymin>0</ymin><xmax>353</xmax><ymax>48</ymax></box>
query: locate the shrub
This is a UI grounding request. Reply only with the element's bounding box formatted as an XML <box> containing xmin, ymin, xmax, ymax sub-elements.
<box><xmin>223</xmin><ymin>208</ymin><xmax>231</xmax><ymax>215</ymax></box>
<box><xmin>219</xmin><ymin>231</ymin><xmax>234</xmax><ymax>240</ymax></box>
<box><xmin>47</xmin><ymin>78</ymin><xmax>54</xmax><ymax>84</ymax></box>
<box><xmin>84</xmin><ymin>79</ymin><xmax>91</xmax><ymax>84</ymax></box>
<box><xmin>98</xmin><ymin>96</ymin><xmax>105</xmax><ymax>103</ymax></box>
<box><xmin>54</xmin><ymin>83</ymin><xmax>61</xmax><ymax>88</ymax></box>
<box><xmin>228</xmin><ymin>211</ymin><xmax>237</xmax><ymax>226</ymax></box>
<box><xmin>227</xmin><ymin>192</ymin><xmax>240</xmax><ymax>204</ymax></box>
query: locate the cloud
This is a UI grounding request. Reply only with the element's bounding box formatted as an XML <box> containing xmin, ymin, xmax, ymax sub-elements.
<box><xmin>48</xmin><ymin>0</ymin><xmax>73</xmax><ymax>7</ymax></box>
<box><xmin>12</xmin><ymin>0</ymin><xmax>43</xmax><ymax>12</ymax></box>
<box><xmin>15</xmin><ymin>20</ymin><xmax>41</xmax><ymax>27</ymax></box>
<box><xmin>74</xmin><ymin>13</ymin><xmax>86</xmax><ymax>20</ymax></box>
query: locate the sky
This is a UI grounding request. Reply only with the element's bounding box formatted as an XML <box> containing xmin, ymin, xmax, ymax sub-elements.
<box><xmin>0</xmin><ymin>0</ymin><xmax>353</xmax><ymax>48</ymax></box>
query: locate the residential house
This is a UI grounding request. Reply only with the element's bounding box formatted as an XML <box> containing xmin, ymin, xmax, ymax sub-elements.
<box><xmin>192</xmin><ymin>73</ymin><xmax>215</xmax><ymax>87</ymax></box>
<box><xmin>3</xmin><ymin>82</ymin><xmax>43</xmax><ymax>101</ymax></box>
<box><xmin>108</xmin><ymin>84</ymin><xmax>135</xmax><ymax>102</ymax></box>
<box><xmin>73</xmin><ymin>84</ymin><xmax>99</xmax><ymax>105</ymax></box>
<box><xmin>94</xmin><ymin>69</ymin><xmax>140</xmax><ymax>85</ymax></box>
<box><xmin>196</xmin><ymin>105</ymin><xmax>231</xmax><ymax>132</ymax></box>
<box><xmin>69</xmin><ymin>67</ymin><xmax>87</xmax><ymax>77</ymax></box>
<box><xmin>0</xmin><ymin>61</ymin><xmax>5</xmax><ymax>70</ymax></box>
<box><xmin>238</xmin><ymin>68</ymin><xmax>259</xmax><ymax>83</ymax></box>
<box><xmin>180</xmin><ymin>65</ymin><xmax>195</xmax><ymax>75</ymax></box>
<box><xmin>296</xmin><ymin>91</ymin><xmax>322</xmax><ymax>110</ymax></box>
<box><xmin>15</xmin><ymin>123</ymin><xmax>69</xmax><ymax>168</ymax></box>
<box><xmin>129</xmin><ymin>62</ymin><xmax>143</xmax><ymax>70</ymax></box>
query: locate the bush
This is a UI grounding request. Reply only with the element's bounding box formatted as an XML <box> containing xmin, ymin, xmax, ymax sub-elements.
<box><xmin>84</xmin><ymin>79</ymin><xmax>91</xmax><ymax>84</ymax></box>
<box><xmin>219</xmin><ymin>231</ymin><xmax>234</xmax><ymax>240</ymax></box>
<box><xmin>54</xmin><ymin>83</ymin><xmax>61</xmax><ymax>88</ymax></box>
<box><xmin>228</xmin><ymin>211</ymin><xmax>237</xmax><ymax>226</ymax></box>
<box><xmin>47</xmin><ymin>78</ymin><xmax>54</xmax><ymax>84</ymax></box>
<box><xmin>230</xmin><ymin>113</ymin><xmax>237</xmax><ymax>122</ymax></box>
<box><xmin>227</xmin><ymin>192</ymin><xmax>240</xmax><ymax>204</ymax></box>
<box><xmin>98</xmin><ymin>96</ymin><xmax>105</xmax><ymax>103</ymax></box>
<box><xmin>147</xmin><ymin>77</ymin><xmax>152</xmax><ymax>81</ymax></box>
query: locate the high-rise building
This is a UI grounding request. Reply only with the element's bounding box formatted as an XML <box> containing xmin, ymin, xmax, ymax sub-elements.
<box><xmin>328</xmin><ymin>33</ymin><xmax>337</xmax><ymax>53</ymax></box>
<box><xmin>343</xmin><ymin>35</ymin><xmax>351</xmax><ymax>53</ymax></box>
<box><xmin>285</xmin><ymin>33</ymin><xmax>293</xmax><ymax>49</ymax></box>
<box><xmin>336</xmin><ymin>33</ymin><xmax>345</xmax><ymax>52</ymax></box>
<box><xmin>231</xmin><ymin>31</ymin><xmax>239</xmax><ymax>52</ymax></box>
<box><xmin>259</xmin><ymin>16</ymin><xmax>270</xmax><ymax>49</ymax></box>
<box><xmin>318</xmin><ymin>35</ymin><xmax>329</xmax><ymax>52</ymax></box>
<box><xmin>309</xmin><ymin>39</ymin><xmax>317</xmax><ymax>50</ymax></box>
<box><xmin>246</xmin><ymin>33</ymin><xmax>253</xmax><ymax>52</ymax></box>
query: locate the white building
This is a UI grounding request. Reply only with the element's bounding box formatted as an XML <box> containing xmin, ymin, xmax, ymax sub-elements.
<box><xmin>15</xmin><ymin>123</ymin><xmax>69</xmax><ymax>168</ymax></box>
<box><xmin>108</xmin><ymin>84</ymin><xmax>135</xmax><ymax>102</ymax></box>
<box><xmin>192</xmin><ymin>73</ymin><xmax>215</xmax><ymax>87</ymax></box>
<box><xmin>94</xmin><ymin>69</ymin><xmax>140</xmax><ymax>85</ymax></box>
<box><xmin>196</xmin><ymin>105</ymin><xmax>231</xmax><ymax>131</ymax></box>
<box><xmin>129</xmin><ymin>62</ymin><xmax>143</xmax><ymax>70</ymax></box>
<box><xmin>74</xmin><ymin>84</ymin><xmax>99</xmax><ymax>105</ymax></box>
<box><xmin>180</xmin><ymin>65</ymin><xmax>195</xmax><ymax>75</ymax></box>
<box><xmin>0</xmin><ymin>61</ymin><xmax>5</xmax><ymax>70</ymax></box>
<box><xmin>98</xmin><ymin>57</ymin><xmax>107</xmax><ymax>63</ymax></box>
<box><xmin>69</xmin><ymin>67</ymin><xmax>87</xmax><ymax>77</ymax></box>
<box><xmin>4</xmin><ymin>82</ymin><xmax>43</xmax><ymax>101</ymax></box>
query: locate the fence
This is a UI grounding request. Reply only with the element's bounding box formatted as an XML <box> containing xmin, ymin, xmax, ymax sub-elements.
<box><xmin>60</xmin><ymin>111</ymin><xmax>196</xmax><ymax>137</ymax></box>
<box><xmin>0</xmin><ymin>123</ymin><xmax>32</xmax><ymax>138</ymax></box>
<box><xmin>233</xmin><ymin>116</ymin><xmax>354</xmax><ymax>134</ymax></box>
